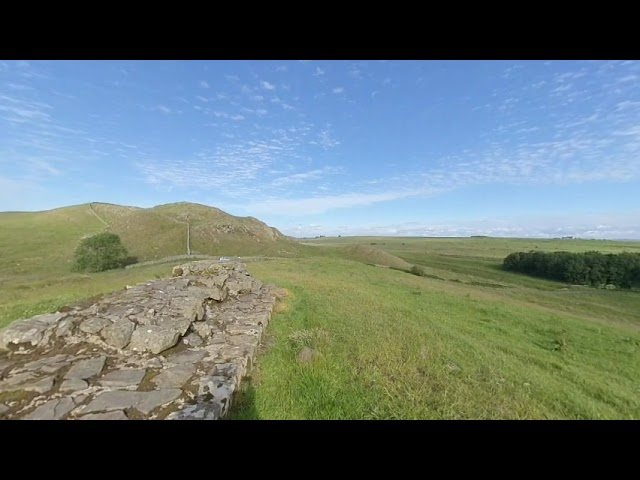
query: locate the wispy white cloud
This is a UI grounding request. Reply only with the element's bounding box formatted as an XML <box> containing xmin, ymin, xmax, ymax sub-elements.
<box><xmin>200</xmin><ymin>80</ymin><xmax>210</xmax><ymax>88</ymax></box>
<box><xmin>271</xmin><ymin>166</ymin><xmax>343</xmax><ymax>187</ymax></box>
<box><xmin>261</xmin><ymin>80</ymin><xmax>275</xmax><ymax>91</ymax></box>
<box><xmin>212</xmin><ymin>111</ymin><xmax>245</xmax><ymax>121</ymax></box>
<box><xmin>246</xmin><ymin>190</ymin><xmax>421</xmax><ymax>216</ymax></box>
<box><xmin>27</xmin><ymin>158</ymin><xmax>61</xmax><ymax>176</ymax></box>
<box><xmin>348</xmin><ymin>67</ymin><xmax>363</xmax><ymax>79</ymax></box>
<box><xmin>0</xmin><ymin>103</ymin><xmax>52</xmax><ymax>121</ymax></box>
<box><xmin>135</xmin><ymin>127</ymin><xmax>317</xmax><ymax>197</ymax></box>
<box><xmin>332</xmin><ymin>87</ymin><xmax>344</xmax><ymax>94</ymax></box>
<box><xmin>6</xmin><ymin>83</ymin><xmax>33</xmax><ymax>91</ymax></box>
<box><xmin>314</xmin><ymin>67</ymin><xmax>325</xmax><ymax>76</ymax></box>
<box><xmin>153</xmin><ymin>104</ymin><xmax>172</xmax><ymax>114</ymax></box>
<box><xmin>618</xmin><ymin>74</ymin><xmax>638</xmax><ymax>83</ymax></box>
<box><xmin>241</xmin><ymin>107</ymin><xmax>268</xmax><ymax>116</ymax></box>
<box><xmin>316</xmin><ymin>130</ymin><xmax>340</xmax><ymax>149</ymax></box>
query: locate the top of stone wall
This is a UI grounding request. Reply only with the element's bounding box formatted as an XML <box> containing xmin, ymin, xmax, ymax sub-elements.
<box><xmin>0</xmin><ymin>262</ymin><xmax>278</xmax><ymax>420</ymax></box>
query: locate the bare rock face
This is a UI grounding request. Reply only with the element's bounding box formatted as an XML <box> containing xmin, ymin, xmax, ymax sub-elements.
<box><xmin>79</xmin><ymin>317</ymin><xmax>112</xmax><ymax>335</ymax></box>
<box><xmin>152</xmin><ymin>364</ymin><xmax>196</xmax><ymax>389</ymax></box>
<box><xmin>129</xmin><ymin>327</ymin><xmax>181</xmax><ymax>355</ymax></box>
<box><xmin>101</xmin><ymin>319</ymin><xmax>135</xmax><ymax>349</ymax></box>
<box><xmin>0</xmin><ymin>312</ymin><xmax>66</xmax><ymax>351</ymax></box>
<box><xmin>65</xmin><ymin>356</ymin><xmax>107</xmax><ymax>380</ymax></box>
<box><xmin>0</xmin><ymin>261</ymin><xmax>279</xmax><ymax>420</ymax></box>
<box><xmin>80</xmin><ymin>411</ymin><xmax>128</xmax><ymax>420</ymax></box>
<box><xmin>23</xmin><ymin>398</ymin><xmax>75</xmax><ymax>420</ymax></box>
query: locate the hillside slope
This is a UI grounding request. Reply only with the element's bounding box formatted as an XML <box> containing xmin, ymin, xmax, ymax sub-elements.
<box><xmin>341</xmin><ymin>244</ymin><xmax>413</xmax><ymax>270</ymax></box>
<box><xmin>0</xmin><ymin>205</ymin><xmax>106</xmax><ymax>279</ymax></box>
<box><xmin>151</xmin><ymin>202</ymin><xmax>295</xmax><ymax>257</ymax></box>
<box><xmin>0</xmin><ymin>202</ymin><xmax>299</xmax><ymax>273</ymax></box>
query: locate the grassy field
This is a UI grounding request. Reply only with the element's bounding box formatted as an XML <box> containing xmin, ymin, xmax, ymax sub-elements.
<box><xmin>1</xmin><ymin>219</ymin><xmax>639</xmax><ymax>418</ymax></box>
<box><xmin>229</xmin><ymin>237</ymin><xmax>640</xmax><ymax>419</ymax></box>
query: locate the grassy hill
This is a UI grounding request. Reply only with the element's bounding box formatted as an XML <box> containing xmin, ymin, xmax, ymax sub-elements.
<box><xmin>1</xmin><ymin>212</ymin><xmax>639</xmax><ymax>418</ymax></box>
<box><xmin>151</xmin><ymin>202</ymin><xmax>296</xmax><ymax>257</ymax></box>
<box><xmin>91</xmin><ymin>201</ymin><xmax>299</xmax><ymax>259</ymax></box>
<box><xmin>340</xmin><ymin>244</ymin><xmax>413</xmax><ymax>270</ymax></box>
<box><xmin>0</xmin><ymin>201</ymin><xmax>298</xmax><ymax>326</ymax></box>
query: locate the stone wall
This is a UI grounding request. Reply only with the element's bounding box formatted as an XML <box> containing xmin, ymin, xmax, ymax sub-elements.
<box><xmin>0</xmin><ymin>261</ymin><xmax>278</xmax><ymax>420</ymax></box>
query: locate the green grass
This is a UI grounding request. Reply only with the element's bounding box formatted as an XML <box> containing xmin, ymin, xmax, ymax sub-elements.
<box><xmin>230</xmin><ymin>255</ymin><xmax>640</xmax><ymax>419</ymax></box>
<box><xmin>1</xmin><ymin>217</ymin><xmax>640</xmax><ymax>419</ymax></box>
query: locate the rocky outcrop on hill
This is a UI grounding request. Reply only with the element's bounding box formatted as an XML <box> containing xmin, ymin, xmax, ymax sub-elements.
<box><xmin>0</xmin><ymin>261</ymin><xmax>277</xmax><ymax>420</ymax></box>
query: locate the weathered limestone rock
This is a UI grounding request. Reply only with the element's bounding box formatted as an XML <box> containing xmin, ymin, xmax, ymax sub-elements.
<box><xmin>198</xmin><ymin>374</ymin><xmax>235</xmax><ymax>416</ymax></box>
<box><xmin>0</xmin><ymin>312</ymin><xmax>65</xmax><ymax>350</ymax></box>
<box><xmin>23</xmin><ymin>376</ymin><xmax>55</xmax><ymax>394</ymax></box>
<box><xmin>156</xmin><ymin>316</ymin><xmax>192</xmax><ymax>337</ymax></box>
<box><xmin>79</xmin><ymin>411</ymin><xmax>128</xmax><ymax>420</ymax></box>
<box><xmin>60</xmin><ymin>378</ymin><xmax>88</xmax><ymax>392</ymax></box>
<box><xmin>0</xmin><ymin>358</ymin><xmax>15</xmax><ymax>372</ymax></box>
<box><xmin>82</xmin><ymin>389</ymin><xmax>182</xmax><ymax>415</ymax></box>
<box><xmin>182</xmin><ymin>332</ymin><xmax>203</xmax><ymax>347</ymax></box>
<box><xmin>0</xmin><ymin>372</ymin><xmax>34</xmax><ymax>390</ymax></box>
<box><xmin>13</xmin><ymin>354</ymin><xmax>69</xmax><ymax>374</ymax></box>
<box><xmin>24</xmin><ymin>397</ymin><xmax>75</xmax><ymax>420</ymax></box>
<box><xmin>226</xmin><ymin>325</ymin><xmax>261</xmax><ymax>337</ymax></box>
<box><xmin>99</xmin><ymin>369</ymin><xmax>146</xmax><ymax>388</ymax></box>
<box><xmin>0</xmin><ymin>261</ymin><xmax>278</xmax><ymax>420</ymax></box>
<box><xmin>65</xmin><ymin>356</ymin><xmax>106</xmax><ymax>380</ymax></box>
<box><xmin>192</xmin><ymin>322</ymin><xmax>213</xmax><ymax>339</ymax></box>
<box><xmin>164</xmin><ymin>350</ymin><xmax>207</xmax><ymax>365</ymax></box>
<box><xmin>101</xmin><ymin>319</ymin><xmax>135</xmax><ymax>349</ymax></box>
<box><xmin>209</xmin><ymin>285</ymin><xmax>228</xmax><ymax>302</ymax></box>
<box><xmin>0</xmin><ymin>373</ymin><xmax>54</xmax><ymax>394</ymax></box>
<box><xmin>152</xmin><ymin>364</ymin><xmax>196</xmax><ymax>389</ymax></box>
<box><xmin>79</xmin><ymin>317</ymin><xmax>112</xmax><ymax>335</ymax></box>
<box><xmin>167</xmin><ymin>402</ymin><xmax>221</xmax><ymax>420</ymax></box>
<box><xmin>225</xmin><ymin>277</ymin><xmax>255</xmax><ymax>296</ymax></box>
<box><xmin>55</xmin><ymin>318</ymin><xmax>75</xmax><ymax>337</ymax></box>
<box><xmin>129</xmin><ymin>327</ymin><xmax>180</xmax><ymax>354</ymax></box>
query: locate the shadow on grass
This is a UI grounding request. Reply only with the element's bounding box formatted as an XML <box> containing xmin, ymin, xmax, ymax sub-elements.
<box><xmin>226</xmin><ymin>381</ymin><xmax>260</xmax><ymax>420</ymax></box>
<box><xmin>121</xmin><ymin>256</ymin><xmax>139</xmax><ymax>267</ymax></box>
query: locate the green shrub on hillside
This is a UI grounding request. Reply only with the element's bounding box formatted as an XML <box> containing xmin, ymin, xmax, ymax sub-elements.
<box><xmin>410</xmin><ymin>265</ymin><xmax>425</xmax><ymax>277</ymax></box>
<box><xmin>72</xmin><ymin>232</ymin><xmax>136</xmax><ymax>272</ymax></box>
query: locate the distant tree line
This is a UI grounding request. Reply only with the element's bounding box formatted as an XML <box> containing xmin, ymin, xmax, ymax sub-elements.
<box><xmin>503</xmin><ymin>251</ymin><xmax>640</xmax><ymax>289</ymax></box>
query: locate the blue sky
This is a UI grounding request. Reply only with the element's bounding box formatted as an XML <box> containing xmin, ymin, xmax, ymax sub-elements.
<box><xmin>1</xmin><ymin>60</ymin><xmax>639</xmax><ymax>239</ymax></box>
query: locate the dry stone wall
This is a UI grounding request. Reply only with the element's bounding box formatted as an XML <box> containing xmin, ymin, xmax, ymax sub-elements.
<box><xmin>0</xmin><ymin>261</ymin><xmax>277</xmax><ymax>420</ymax></box>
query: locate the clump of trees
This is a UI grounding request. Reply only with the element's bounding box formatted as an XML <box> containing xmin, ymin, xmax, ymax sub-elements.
<box><xmin>73</xmin><ymin>232</ymin><xmax>137</xmax><ymax>272</ymax></box>
<box><xmin>503</xmin><ymin>250</ymin><xmax>640</xmax><ymax>288</ymax></box>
